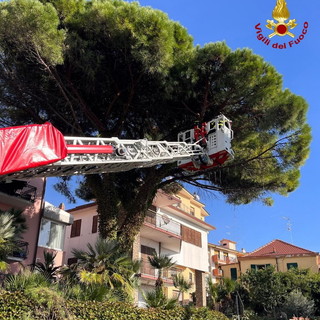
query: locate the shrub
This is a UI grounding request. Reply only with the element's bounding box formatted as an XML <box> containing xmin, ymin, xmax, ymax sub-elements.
<box><xmin>0</xmin><ymin>288</ymin><xmax>227</xmax><ymax>320</ymax></box>
<box><xmin>0</xmin><ymin>290</ymin><xmax>32</xmax><ymax>320</ymax></box>
<box><xmin>281</xmin><ymin>290</ymin><xmax>315</xmax><ymax>318</ymax></box>
<box><xmin>188</xmin><ymin>307</ymin><xmax>229</xmax><ymax>320</ymax></box>
<box><xmin>67</xmin><ymin>300</ymin><xmax>186</xmax><ymax>320</ymax></box>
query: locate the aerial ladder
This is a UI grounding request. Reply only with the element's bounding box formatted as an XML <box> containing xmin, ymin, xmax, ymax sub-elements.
<box><xmin>0</xmin><ymin>115</ymin><xmax>234</xmax><ymax>181</ymax></box>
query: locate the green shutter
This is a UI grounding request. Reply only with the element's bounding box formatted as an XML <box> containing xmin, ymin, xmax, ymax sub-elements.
<box><xmin>230</xmin><ymin>268</ymin><xmax>237</xmax><ymax>280</ymax></box>
<box><xmin>251</xmin><ymin>264</ymin><xmax>257</xmax><ymax>270</ymax></box>
<box><xmin>287</xmin><ymin>263</ymin><xmax>298</xmax><ymax>270</ymax></box>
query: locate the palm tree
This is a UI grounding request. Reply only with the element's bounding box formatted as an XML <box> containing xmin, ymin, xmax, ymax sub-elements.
<box><xmin>0</xmin><ymin>209</ymin><xmax>27</xmax><ymax>271</ymax></box>
<box><xmin>70</xmin><ymin>238</ymin><xmax>140</xmax><ymax>299</ymax></box>
<box><xmin>173</xmin><ymin>273</ymin><xmax>193</xmax><ymax>302</ymax></box>
<box><xmin>207</xmin><ymin>277</ymin><xmax>219</xmax><ymax>310</ymax></box>
<box><xmin>147</xmin><ymin>253</ymin><xmax>176</xmax><ymax>289</ymax></box>
<box><xmin>143</xmin><ymin>287</ymin><xmax>178</xmax><ymax>310</ymax></box>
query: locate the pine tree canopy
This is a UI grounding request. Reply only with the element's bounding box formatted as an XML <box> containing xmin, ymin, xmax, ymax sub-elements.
<box><xmin>0</xmin><ymin>0</ymin><xmax>311</xmax><ymax>247</ymax></box>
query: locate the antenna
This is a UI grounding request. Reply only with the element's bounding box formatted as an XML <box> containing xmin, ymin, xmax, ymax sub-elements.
<box><xmin>282</xmin><ymin>216</ymin><xmax>293</xmax><ymax>243</ymax></box>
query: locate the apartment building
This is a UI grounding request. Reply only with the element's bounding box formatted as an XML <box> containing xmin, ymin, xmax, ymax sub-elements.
<box><xmin>208</xmin><ymin>239</ymin><xmax>243</xmax><ymax>282</ymax></box>
<box><xmin>63</xmin><ymin>188</ymin><xmax>215</xmax><ymax>307</ymax></box>
<box><xmin>0</xmin><ymin>178</ymin><xmax>73</xmax><ymax>271</ymax></box>
<box><xmin>220</xmin><ymin>239</ymin><xmax>320</xmax><ymax>280</ymax></box>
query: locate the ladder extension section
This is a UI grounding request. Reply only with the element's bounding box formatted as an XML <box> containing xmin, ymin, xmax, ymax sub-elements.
<box><xmin>1</xmin><ymin>135</ymin><xmax>204</xmax><ymax>180</ymax></box>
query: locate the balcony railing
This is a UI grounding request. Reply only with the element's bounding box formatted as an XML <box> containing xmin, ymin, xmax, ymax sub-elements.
<box><xmin>172</xmin><ymin>202</ymin><xmax>194</xmax><ymax>215</ymax></box>
<box><xmin>0</xmin><ymin>180</ymin><xmax>37</xmax><ymax>202</ymax></box>
<box><xmin>212</xmin><ymin>254</ymin><xmax>237</xmax><ymax>264</ymax></box>
<box><xmin>7</xmin><ymin>240</ymin><xmax>29</xmax><ymax>261</ymax></box>
<box><xmin>140</xmin><ymin>260</ymin><xmax>180</xmax><ymax>280</ymax></box>
<box><xmin>212</xmin><ymin>268</ymin><xmax>223</xmax><ymax>277</ymax></box>
<box><xmin>144</xmin><ymin>210</ymin><xmax>181</xmax><ymax>236</ymax></box>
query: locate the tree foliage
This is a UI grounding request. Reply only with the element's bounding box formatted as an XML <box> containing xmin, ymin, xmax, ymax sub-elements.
<box><xmin>147</xmin><ymin>253</ymin><xmax>175</xmax><ymax>289</ymax></box>
<box><xmin>239</xmin><ymin>267</ymin><xmax>320</xmax><ymax>317</ymax></box>
<box><xmin>0</xmin><ymin>0</ymin><xmax>311</xmax><ymax>247</ymax></box>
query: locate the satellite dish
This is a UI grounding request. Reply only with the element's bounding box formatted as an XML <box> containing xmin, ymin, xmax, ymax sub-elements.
<box><xmin>162</xmin><ymin>214</ymin><xmax>170</xmax><ymax>225</ymax></box>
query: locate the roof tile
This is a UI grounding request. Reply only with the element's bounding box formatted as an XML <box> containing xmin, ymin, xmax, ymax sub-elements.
<box><xmin>243</xmin><ymin>239</ymin><xmax>317</xmax><ymax>258</ymax></box>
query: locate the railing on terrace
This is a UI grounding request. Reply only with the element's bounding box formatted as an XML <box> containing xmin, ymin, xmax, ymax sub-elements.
<box><xmin>140</xmin><ymin>260</ymin><xmax>180</xmax><ymax>280</ymax></box>
<box><xmin>144</xmin><ymin>210</ymin><xmax>181</xmax><ymax>236</ymax></box>
<box><xmin>212</xmin><ymin>254</ymin><xmax>237</xmax><ymax>264</ymax></box>
<box><xmin>172</xmin><ymin>202</ymin><xmax>193</xmax><ymax>215</ymax></box>
<box><xmin>0</xmin><ymin>180</ymin><xmax>37</xmax><ymax>202</ymax></box>
<box><xmin>212</xmin><ymin>268</ymin><xmax>223</xmax><ymax>277</ymax></box>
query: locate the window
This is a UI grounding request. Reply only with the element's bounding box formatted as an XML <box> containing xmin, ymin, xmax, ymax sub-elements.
<box><xmin>170</xmin><ymin>267</ymin><xmax>182</xmax><ymax>277</ymax></box>
<box><xmin>67</xmin><ymin>257</ymin><xmax>78</xmax><ymax>265</ymax></box>
<box><xmin>287</xmin><ymin>263</ymin><xmax>298</xmax><ymax>270</ymax></box>
<box><xmin>181</xmin><ymin>225</ymin><xmax>202</xmax><ymax>247</ymax></box>
<box><xmin>38</xmin><ymin>218</ymin><xmax>65</xmax><ymax>250</ymax></box>
<box><xmin>141</xmin><ymin>245</ymin><xmax>156</xmax><ymax>256</ymax></box>
<box><xmin>141</xmin><ymin>245</ymin><xmax>157</xmax><ymax>276</ymax></box>
<box><xmin>190</xmin><ymin>206</ymin><xmax>195</xmax><ymax>216</ymax></box>
<box><xmin>230</xmin><ymin>268</ymin><xmax>237</xmax><ymax>280</ymax></box>
<box><xmin>172</xmin><ymin>290</ymin><xmax>180</xmax><ymax>299</ymax></box>
<box><xmin>70</xmin><ymin>219</ymin><xmax>82</xmax><ymax>238</ymax></box>
<box><xmin>189</xmin><ymin>272</ymin><xmax>193</xmax><ymax>282</ymax></box>
<box><xmin>251</xmin><ymin>264</ymin><xmax>271</xmax><ymax>270</ymax></box>
<box><xmin>92</xmin><ymin>215</ymin><xmax>98</xmax><ymax>233</ymax></box>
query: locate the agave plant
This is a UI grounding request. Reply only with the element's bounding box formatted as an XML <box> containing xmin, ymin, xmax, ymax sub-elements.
<box><xmin>34</xmin><ymin>251</ymin><xmax>60</xmax><ymax>281</ymax></box>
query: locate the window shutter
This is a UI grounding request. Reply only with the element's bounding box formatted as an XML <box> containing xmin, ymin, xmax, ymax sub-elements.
<box><xmin>181</xmin><ymin>225</ymin><xmax>202</xmax><ymax>247</ymax></box>
<box><xmin>230</xmin><ymin>268</ymin><xmax>237</xmax><ymax>280</ymax></box>
<box><xmin>71</xmin><ymin>219</ymin><xmax>81</xmax><ymax>238</ymax></box>
<box><xmin>92</xmin><ymin>215</ymin><xmax>98</xmax><ymax>233</ymax></box>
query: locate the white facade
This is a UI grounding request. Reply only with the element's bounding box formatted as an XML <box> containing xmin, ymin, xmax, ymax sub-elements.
<box><xmin>158</xmin><ymin>208</ymin><xmax>209</xmax><ymax>272</ymax></box>
<box><xmin>63</xmin><ymin>189</ymin><xmax>215</xmax><ymax>307</ymax></box>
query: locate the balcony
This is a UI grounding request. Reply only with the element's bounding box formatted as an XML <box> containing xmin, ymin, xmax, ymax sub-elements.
<box><xmin>144</xmin><ymin>210</ymin><xmax>181</xmax><ymax>236</ymax></box>
<box><xmin>140</xmin><ymin>259</ymin><xmax>177</xmax><ymax>285</ymax></box>
<box><xmin>140</xmin><ymin>210</ymin><xmax>181</xmax><ymax>252</ymax></box>
<box><xmin>142</xmin><ymin>210</ymin><xmax>182</xmax><ymax>252</ymax></box>
<box><xmin>212</xmin><ymin>254</ymin><xmax>236</xmax><ymax>265</ymax></box>
<box><xmin>212</xmin><ymin>268</ymin><xmax>223</xmax><ymax>277</ymax></box>
<box><xmin>7</xmin><ymin>240</ymin><xmax>29</xmax><ymax>262</ymax></box>
<box><xmin>0</xmin><ymin>180</ymin><xmax>37</xmax><ymax>202</ymax></box>
<box><xmin>172</xmin><ymin>202</ymin><xmax>194</xmax><ymax>216</ymax></box>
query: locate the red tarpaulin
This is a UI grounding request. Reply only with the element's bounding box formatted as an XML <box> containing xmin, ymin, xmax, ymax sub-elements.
<box><xmin>0</xmin><ymin>123</ymin><xmax>67</xmax><ymax>175</ymax></box>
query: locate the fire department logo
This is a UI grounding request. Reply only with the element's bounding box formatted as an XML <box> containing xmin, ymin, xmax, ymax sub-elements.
<box><xmin>266</xmin><ymin>0</ymin><xmax>297</xmax><ymax>38</ymax></box>
<box><xmin>254</xmin><ymin>0</ymin><xmax>308</xmax><ymax>49</ymax></box>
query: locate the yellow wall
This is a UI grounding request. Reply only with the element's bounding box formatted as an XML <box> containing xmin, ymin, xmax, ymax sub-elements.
<box><xmin>220</xmin><ymin>263</ymin><xmax>240</xmax><ymax>280</ymax></box>
<box><xmin>165</xmin><ymin>266</ymin><xmax>195</xmax><ymax>303</ymax></box>
<box><xmin>240</xmin><ymin>256</ymin><xmax>318</xmax><ymax>273</ymax></box>
<box><xmin>221</xmin><ymin>255</ymin><xmax>319</xmax><ymax>280</ymax></box>
<box><xmin>177</xmin><ymin>189</ymin><xmax>205</xmax><ymax>220</ymax></box>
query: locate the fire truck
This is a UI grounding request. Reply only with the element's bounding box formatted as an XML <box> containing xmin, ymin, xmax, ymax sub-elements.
<box><xmin>0</xmin><ymin>115</ymin><xmax>233</xmax><ymax>181</ymax></box>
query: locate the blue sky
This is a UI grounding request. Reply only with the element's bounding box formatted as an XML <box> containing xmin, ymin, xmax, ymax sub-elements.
<box><xmin>45</xmin><ymin>0</ymin><xmax>320</xmax><ymax>253</ymax></box>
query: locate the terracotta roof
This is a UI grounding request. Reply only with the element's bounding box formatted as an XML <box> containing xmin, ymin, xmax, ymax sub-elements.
<box><xmin>242</xmin><ymin>239</ymin><xmax>318</xmax><ymax>258</ymax></box>
<box><xmin>68</xmin><ymin>202</ymin><xmax>96</xmax><ymax>212</ymax></box>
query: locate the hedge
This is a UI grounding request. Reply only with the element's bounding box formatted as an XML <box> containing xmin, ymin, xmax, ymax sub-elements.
<box><xmin>0</xmin><ymin>290</ymin><xmax>228</xmax><ymax>320</ymax></box>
